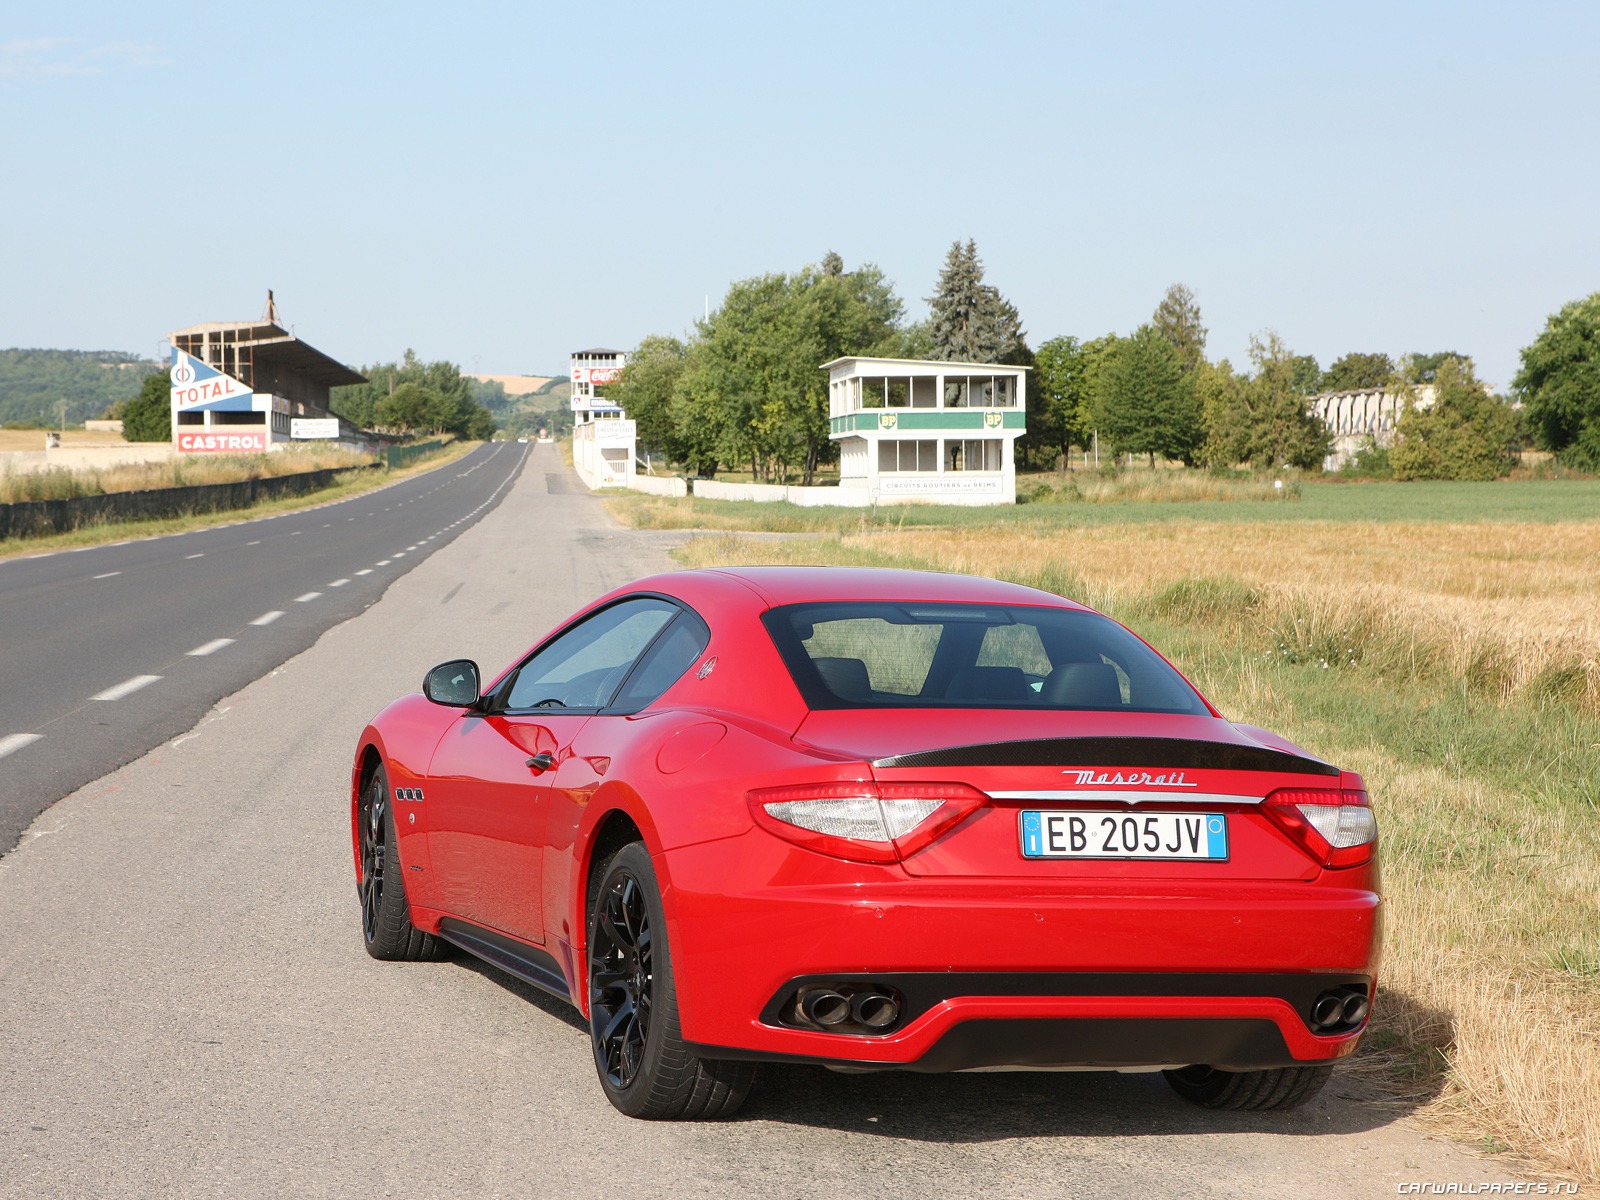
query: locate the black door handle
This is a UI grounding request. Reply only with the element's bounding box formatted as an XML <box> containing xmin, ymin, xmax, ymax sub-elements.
<box><xmin>526</xmin><ymin>752</ymin><xmax>555</xmax><ymax>771</ymax></box>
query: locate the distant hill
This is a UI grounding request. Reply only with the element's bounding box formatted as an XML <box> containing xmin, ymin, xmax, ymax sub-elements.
<box><xmin>0</xmin><ymin>349</ymin><xmax>161</xmax><ymax>427</ymax></box>
<box><xmin>467</xmin><ymin>372</ymin><xmax>557</xmax><ymax>397</ymax></box>
<box><xmin>500</xmin><ymin>377</ymin><xmax>574</xmax><ymax>438</ymax></box>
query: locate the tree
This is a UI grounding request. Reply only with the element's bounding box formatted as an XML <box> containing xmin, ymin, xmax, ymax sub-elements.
<box><xmin>1512</xmin><ymin>291</ymin><xmax>1600</xmax><ymax>469</ymax></box>
<box><xmin>374</xmin><ymin>382</ymin><xmax>438</xmax><ymax>434</ymax></box>
<box><xmin>1201</xmin><ymin>333</ymin><xmax>1330</xmax><ymax>469</ymax></box>
<box><xmin>1289</xmin><ymin>355</ymin><xmax>1321</xmax><ymax>395</ymax></box>
<box><xmin>332</xmin><ymin>350</ymin><xmax>497</xmax><ymax>439</ymax></box>
<box><xmin>1151</xmin><ymin>283</ymin><xmax>1207</xmax><ymax>373</ymax></box>
<box><xmin>1027</xmin><ymin>336</ymin><xmax>1093</xmax><ymax>464</ymax></box>
<box><xmin>121</xmin><ymin>371</ymin><xmax>172</xmax><ymax>442</ymax></box>
<box><xmin>927</xmin><ymin>240</ymin><xmax>1029</xmax><ymax>365</ymax></box>
<box><xmin>1320</xmin><ymin>352</ymin><xmax>1395</xmax><ymax>392</ymax></box>
<box><xmin>1093</xmin><ymin>325</ymin><xmax>1202</xmax><ymax>465</ymax></box>
<box><xmin>674</xmin><ymin>255</ymin><xmax>905</xmax><ymax>483</ymax></box>
<box><xmin>1392</xmin><ymin>357</ymin><xmax>1518</xmax><ymax>480</ymax></box>
<box><xmin>1403</xmin><ymin>350</ymin><xmax>1468</xmax><ymax>385</ymax></box>
<box><xmin>610</xmin><ymin>335</ymin><xmax>689</xmax><ymax>463</ymax></box>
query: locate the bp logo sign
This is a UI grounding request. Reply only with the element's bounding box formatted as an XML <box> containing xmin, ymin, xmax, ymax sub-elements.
<box><xmin>985</xmin><ymin>412</ymin><xmax>1003</xmax><ymax>428</ymax></box>
<box><xmin>879</xmin><ymin>412</ymin><xmax>897</xmax><ymax>430</ymax></box>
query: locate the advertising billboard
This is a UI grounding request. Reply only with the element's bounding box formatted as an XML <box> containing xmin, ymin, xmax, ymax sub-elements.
<box><xmin>291</xmin><ymin>418</ymin><xmax>340</xmax><ymax>439</ymax></box>
<box><xmin>170</xmin><ymin>349</ymin><xmax>254</xmax><ymax>412</ymax></box>
<box><xmin>177</xmin><ymin>429</ymin><xmax>269</xmax><ymax>454</ymax></box>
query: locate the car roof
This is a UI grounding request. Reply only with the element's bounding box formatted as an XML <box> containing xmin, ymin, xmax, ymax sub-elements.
<box><xmin>635</xmin><ymin>566</ymin><xmax>1085</xmax><ymax>611</ymax></box>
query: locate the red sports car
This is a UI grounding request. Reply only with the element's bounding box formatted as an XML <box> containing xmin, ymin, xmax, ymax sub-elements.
<box><xmin>351</xmin><ymin>567</ymin><xmax>1380</xmax><ymax>1119</ymax></box>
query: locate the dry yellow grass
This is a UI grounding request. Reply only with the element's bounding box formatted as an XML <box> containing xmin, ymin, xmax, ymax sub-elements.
<box><xmin>666</xmin><ymin>521</ymin><xmax>1600</xmax><ymax>1182</ymax></box>
<box><xmin>844</xmin><ymin>523</ymin><xmax>1600</xmax><ymax>709</ymax></box>
<box><xmin>0</xmin><ymin>446</ymin><xmax>376</xmax><ymax>504</ymax></box>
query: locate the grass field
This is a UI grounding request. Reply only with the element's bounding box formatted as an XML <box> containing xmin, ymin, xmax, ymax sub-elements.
<box><xmin>610</xmin><ymin>481</ymin><xmax>1600</xmax><ymax>1181</ymax></box>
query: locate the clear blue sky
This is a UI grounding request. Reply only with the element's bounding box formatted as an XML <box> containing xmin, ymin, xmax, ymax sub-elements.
<box><xmin>4</xmin><ymin>1</ymin><xmax>1595</xmax><ymax>391</ymax></box>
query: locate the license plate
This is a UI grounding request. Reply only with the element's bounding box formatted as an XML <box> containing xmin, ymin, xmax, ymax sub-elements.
<box><xmin>1020</xmin><ymin>810</ymin><xmax>1228</xmax><ymax>860</ymax></box>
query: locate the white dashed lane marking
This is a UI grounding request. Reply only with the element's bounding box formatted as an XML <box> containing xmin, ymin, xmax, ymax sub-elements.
<box><xmin>186</xmin><ymin>553</ymin><xmax>205</xmax><ymax>560</ymax></box>
<box><xmin>295</xmin><ymin>592</ymin><xmax>322</xmax><ymax>603</ymax></box>
<box><xmin>93</xmin><ymin>675</ymin><xmax>162</xmax><ymax>702</ymax></box>
<box><xmin>250</xmin><ymin>611</ymin><xmax>284</xmax><ymax>626</ymax></box>
<box><xmin>329</xmin><ymin>579</ymin><xmax>350</xmax><ymax>588</ymax></box>
<box><xmin>187</xmin><ymin>638</ymin><xmax>235</xmax><ymax>657</ymax></box>
<box><xmin>247</xmin><ymin>540</ymin><xmax>261</xmax><ymax>546</ymax></box>
<box><xmin>0</xmin><ymin>733</ymin><xmax>43</xmax><ymax>760</ymax></box>
<box><xmin>93</xmin><ymin>572</ymin><xmax>121</xmax><ymax>580</ymax></box>
<box><xmin>375</xmin><ymin>560</ymin><xmax>391</xmax><ymax>566</ymax></box>
<box><xmin>355</xmin><ymin>569</ymin><xmax>372</xmax><ymax>577</ymax></box>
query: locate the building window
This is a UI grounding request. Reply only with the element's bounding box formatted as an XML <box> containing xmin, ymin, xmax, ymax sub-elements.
<box><xmin>947</xmin><ymin>439</ymin><xmax>1002</xmax><ymax>471</ymax></box>
<box><xmin>879</xmin><ymin>440</ymin><xmax>937</xmax><ymax>472</ymax></box>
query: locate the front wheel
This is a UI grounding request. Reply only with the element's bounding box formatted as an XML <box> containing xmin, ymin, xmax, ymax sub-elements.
<box><xmin>357</xmin><ymin>763</ymin><xmax>447</xmax><ymax>962</ymax></box>
<box><xmin>587</xmin><ymin>843</ymin><xmax>756</xmax><ymax>1119</ymax></box>
<box><xmin>1163</xmin><ymin>1063</ymin><xmax>1333</xmax><ymax>1111</ymax></box>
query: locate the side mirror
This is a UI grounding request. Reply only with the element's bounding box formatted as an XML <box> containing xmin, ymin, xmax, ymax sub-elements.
<box><xmin>423</xmin><ymin>659</ymin><xmax>481</xmax><ymax>708</ymax></box>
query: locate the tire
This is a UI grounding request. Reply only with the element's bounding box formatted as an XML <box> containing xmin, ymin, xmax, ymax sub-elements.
<box><xmin>357</xmin><ymin>764</ymin><xmax>447</xmax><ymax>962</ymax></box>
<box><xmin>587</xmin><ymin>843</ymin><xmax>757</xmax><ymax>1119</ymax></box>
<box><xmin>1163</xmin><ymin>1063</ymin><xmax>1333</xmax><ymax>1111</ymax></box>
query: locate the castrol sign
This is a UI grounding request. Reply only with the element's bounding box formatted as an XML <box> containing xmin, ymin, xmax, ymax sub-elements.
<box><xmin>177</xmin><ymin>429</ymin><xmax>269</xmax><ymax>453</ymax></box>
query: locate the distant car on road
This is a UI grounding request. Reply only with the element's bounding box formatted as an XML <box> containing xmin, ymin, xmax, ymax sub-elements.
<box><xmin>351</xmin><ymin>567</ymin><xmax>1380</xmax><ymax>1118</ymax></box>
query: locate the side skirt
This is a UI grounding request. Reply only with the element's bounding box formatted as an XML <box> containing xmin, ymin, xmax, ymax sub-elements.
<box><xmin>437</xmin><ymin>917</ymin><xmax>575</xmax><ymax>1007</ymax></box>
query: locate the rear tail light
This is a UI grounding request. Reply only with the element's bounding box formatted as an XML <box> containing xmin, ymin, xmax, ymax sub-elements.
<box><xmin>747</xmin><ymin>781</ymin><xmax>987</xmax><ymax>864</ymax></box>
<box><xmin>1263</xmin><ymin>788</ymin><xmax>1377</xmax><ymax>868</ymax></box>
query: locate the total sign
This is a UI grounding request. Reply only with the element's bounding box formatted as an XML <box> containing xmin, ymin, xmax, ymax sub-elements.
<box><xmin>170</xmin><ymin>348</ymin><xmax>253</xmax><ymax>412</ymax></box>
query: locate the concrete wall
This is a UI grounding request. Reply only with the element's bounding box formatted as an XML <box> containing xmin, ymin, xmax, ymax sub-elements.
<box><xmin>2</xmin><ymin>444</ymin><xmax>177</xmax><ymax>476</ymax></box>
<box><xmin>626</xmin><ymin>473</ymin><xmax>688</xmax><ymax>497</ymax></box>
<box><xmin>689</xmin><ymin>478</ymin><xmax>874</xmax><ymax>507</ymax></box>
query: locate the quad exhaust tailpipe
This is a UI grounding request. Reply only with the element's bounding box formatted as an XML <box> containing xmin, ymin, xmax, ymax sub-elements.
<box><xmin>801</xmin><ymin>990</ymin><xmax>851</xmax><ymax>1027</ymax></box>
<box><xmin>795</xmin><ymin>985</ymin><xmax>902</xmax><ymax>1033</ymax></box>
<box><xmin>1309</xmin><ymin>986</ymin><xmax>1371</xmax><ymax>1033</ymax></box>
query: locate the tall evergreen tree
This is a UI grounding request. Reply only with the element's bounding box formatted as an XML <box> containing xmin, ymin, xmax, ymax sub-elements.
<box><xmin>1151</xmin><ymin>283</ymin><xmax>1207</xmax><ymax>373</ymax></box>
<box><xmin>1093</xmin><ymin>325</ymin><xmax>1202</xmax><ymax>465</ymax></box>
<box><xmin>927</xmin><ymin>240</ymin><xmax>1028</xmax><ymax>364</ymax></box>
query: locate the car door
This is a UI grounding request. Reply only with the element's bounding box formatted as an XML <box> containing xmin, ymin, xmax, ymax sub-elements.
<box><xmin>425</xmin><ymin>597</ymin><xmax>682</xmax><ymax>942</ymax></box>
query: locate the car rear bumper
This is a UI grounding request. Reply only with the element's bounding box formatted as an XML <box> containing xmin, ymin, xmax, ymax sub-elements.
<box><xmin>661</xmin><ymin>831</ymin><xmax>1381</xmax><ymax>1070</ymax></box>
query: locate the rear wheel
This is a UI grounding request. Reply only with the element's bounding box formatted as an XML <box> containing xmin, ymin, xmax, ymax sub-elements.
<box><xmin>357</xmin><ymin>764</ymin><xmax>446</xmax><ymax>962</ymax></box>
<box><xmin>587</xmin><ymin>843</ymin><xmax>756</xmax><ymax>1119</ymax></box>
<box><xmin>1163</xmin><ymin>1064</ymin><xmax>1333</xmax><ymax>1111</ymax></box>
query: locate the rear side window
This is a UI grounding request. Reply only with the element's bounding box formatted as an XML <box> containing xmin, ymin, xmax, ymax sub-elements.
<box><xmin>761</xmin><ymin>602</ymin><xmax>1206</xmax><ymax>714</ymax></box>
<box><xmin>610</xmin><ymin>611</ymin><xmax>710</xmax><ymax>711</ymax></box>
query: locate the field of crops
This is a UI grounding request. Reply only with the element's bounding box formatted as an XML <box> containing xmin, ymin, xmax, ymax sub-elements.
<box><xmin>612</xmin><ymin>477</ymin><xmax>1600</xmax><ymax>1181</ymax></box>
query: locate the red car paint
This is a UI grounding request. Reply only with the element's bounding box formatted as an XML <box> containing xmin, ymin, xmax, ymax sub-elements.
<box><xmin>352</xmin><ymin>567</ymin><xmax>1380</xmax><ymax>1077</ymax></box>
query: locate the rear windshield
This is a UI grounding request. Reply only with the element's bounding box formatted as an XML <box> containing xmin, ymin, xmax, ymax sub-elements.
<box><xmin>762</xmin><ymin>602</ymin><xmax>1208</xmax><ymax>714</ymax></box>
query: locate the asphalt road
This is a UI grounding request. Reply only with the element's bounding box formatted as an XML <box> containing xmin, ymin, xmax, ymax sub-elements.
<box><xmin>0</xmin><ymin>441</ymin><xmax>529</xmax><ymax>852</ymax></box>
<box><xmin>0</xmin><ymin>443</ymin><xmax>1530</xmax><ymax>1198</ymax></box>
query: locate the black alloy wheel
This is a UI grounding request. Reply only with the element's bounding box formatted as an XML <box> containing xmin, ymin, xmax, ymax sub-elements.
<box><xmin>357</xmin><ymin>763</ymin><xmax>446</xmax><ymax>962</ymax></box>
<box><xmin>358</xmin><ymin>772</ymin><xmax>388</xmax><ymax>945</ymax></box>
<box><xmin>586</xmin><ymin>843</ymin><xmax>756</xmax><ymax>1119</ymax></box>
<box><xmin>590</xmin><ymin>861</ymin><xmax>654</xmax><ymax>1091</ymax></box>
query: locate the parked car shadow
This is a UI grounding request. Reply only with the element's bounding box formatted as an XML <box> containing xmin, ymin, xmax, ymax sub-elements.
<box><xmin>454</xmin><ymin>955</ymin><xmax>1443</xmax><ymax>1145</ymax></box>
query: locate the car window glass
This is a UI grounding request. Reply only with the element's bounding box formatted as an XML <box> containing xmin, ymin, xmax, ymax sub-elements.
<box><xmin>801</xmin><ymin>616</ymin><xmax>938</xmax><ymax>696</ymax></box>
<box><xmin>763</xmin><ymin>602</ymin><xmax>1205</xmax><ymax>714</ymax></box>
<box><xmin>610</xmin><ymin>614</ymin><xmax>709</xmax><ymax>711</ymax></box>
<box><xmin>505</xmin><ymin>598</ymin><xmax>677</xmax><ymax>710</ymax></box>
